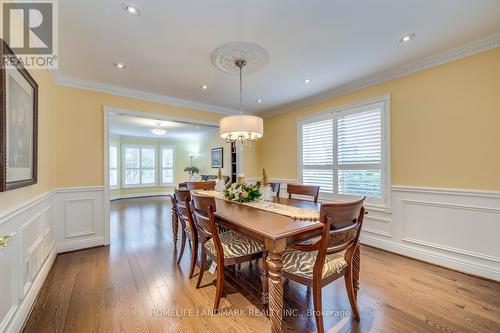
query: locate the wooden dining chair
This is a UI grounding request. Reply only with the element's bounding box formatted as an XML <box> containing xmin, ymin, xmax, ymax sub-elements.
<box><xmin>287</xmin><ymin>183</ymin><xmax>320</xmax><ymax>203</ymax></box>
<box><xmin>186</xmin><ymin>181</ymin><xmax>216</xmax><ymax>190</ymax></box>
<box><xmin>191</xmin><ymin>192</ymin><xmax>268</xmax><ymax>309</ymax></box>
<box><xmin>269</xmin><ymin>182</ymin><xmax>281</xmax><ymax>197</ymax></box>
<box><xmin>174</xmin><ymin>188</ymin><xmax>198</xmax><ymax>279</ymax></box>
<box><xmin>280</xmin><ymin>197</ymin><xmax>366</xmax><ymax>333</ymax></box>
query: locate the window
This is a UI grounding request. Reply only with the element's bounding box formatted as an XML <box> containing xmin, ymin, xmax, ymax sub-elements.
<box><xmin>298</xmin><ymin>96</ymin><xmax>390</xmax><ymax>206</ymax></box>
<box><xmin>109</xmin><ymin>144</ymin><xmax>119</xmax><ymax>189</ymax></box>
<box><xmin>160</xmin><ymin>145</ymin><xmax>175</xmax><ymax>185</ymax></box>
<box><xmin>123</xmin><ymin>144</ymin><xmax>156</xmax><ymax>187</ymax></box>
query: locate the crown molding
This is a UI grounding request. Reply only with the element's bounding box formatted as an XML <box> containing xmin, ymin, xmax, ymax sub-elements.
<box><xmin>259</xmin><ymin>31</ymin><xmax>500</xmax><ymax>118</ymax></box>
<box><xmin>49</xmin><ymin>70</ymin><xmax>239</xmax><ymax>116</ymax></box>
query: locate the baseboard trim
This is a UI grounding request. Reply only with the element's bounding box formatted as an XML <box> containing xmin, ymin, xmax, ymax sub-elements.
<box><xmin>110</xmin><ymin>192</ymin><xmax>173</xmax><ymax>200</ymax></box>
<box><xmin>56</xmin><ymin>236</ymin><xmax>105</xmax><ymax>253</ymax></box>
<box><xmin>360</xmin><ymin>234</ymin><xmax>500</xmax><ymax>281</ymax></box>
<box><xmin>6</xmin><ymin>246</ymin><xmax>57</xmax><ymax>333</ymax></box>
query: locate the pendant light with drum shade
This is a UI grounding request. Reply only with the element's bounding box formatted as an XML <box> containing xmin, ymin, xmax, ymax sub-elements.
<box><xmin>219</xmin><ymin>59</ymin><xmax>263</xmax><ymax>144</ymax></box>
<box><xmin>214</xmin><ymin>43</ymin><xmax>267</xmax><ymax>147</ymax></box>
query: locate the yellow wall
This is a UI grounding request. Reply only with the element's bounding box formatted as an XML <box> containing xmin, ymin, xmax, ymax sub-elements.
<box><xmin>0</xmin><ymin>69</ymin><xmax>56</xmax><ymax>214</ymax></box>
<box><xmin>54</xmin><ymin>85</ymin><xmax>228</xmax><ymax>188</ymax></box>
<box><xmin>259</xmin><ymin>48</ymin><xmax>500</xmax><ymax>191</ymax></box>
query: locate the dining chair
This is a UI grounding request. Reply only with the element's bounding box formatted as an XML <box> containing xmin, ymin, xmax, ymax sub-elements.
<box><xmin>174</xmin><ymin>188</ymin><xmax>198</xmax><ymax>279</ymax></box>
<box><xmin>280</xmin><ymin>197</ymin><xmax>366</xmax><ymax>333</ymax></box>
<box><xmin>287</xmin><ymin>183</ymin><xmax>320</xmax><ymax>203</ymax></box>
<box><xmin>191</xmin><ymin>192</ymin><xmax>268</xmax><ymax>309</ymax></box>
<box><xmin>269</xmin><ymin>182</ymin><xmax>281</xmax><ymax>197</ymax></box>
<box><xmin>186</xmin><ymin>181</ymin><xmax>216</xmax><ymax>190</ymax></box>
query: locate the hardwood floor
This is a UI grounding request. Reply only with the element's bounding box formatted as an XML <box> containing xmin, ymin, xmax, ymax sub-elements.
<box><xmin>24</xmin><ymin>197</ymin><xmax>500</xmax><ymax>332</ymax></box>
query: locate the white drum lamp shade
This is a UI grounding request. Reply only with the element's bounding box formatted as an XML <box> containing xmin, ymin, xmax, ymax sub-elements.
<box><xmin>219</xmin><ymin>115</ymin><xmax>263</xmax><ymax>141</ymax></box>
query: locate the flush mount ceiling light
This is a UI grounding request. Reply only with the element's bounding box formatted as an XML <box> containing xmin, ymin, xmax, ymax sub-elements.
<box><xmin>123</xmin><ymin>4</ymin><xmax>140</xmax><ymax>16</ymax></box>
<box><xmin>256</xmin><ymin>99</ymin><xmax>263</xmax><ymax>103</ymax></box>
<box><xmin>200</xmin><ymin>84</ymin><xmax>208</xmax><ymax>90</ymax></box>
<box><xmin>400</xmin><ymin>33</ymin><xmax>416</xmax><ymax>43</ymax></box>
<box><xmin>151</xmin><ymin>122</ymin><xmax>166</xmax><ymax>136</ymax></box>
<box><xmin>304</xmin><ymin>78</ymin><xmax>311</xmax><ymax>84</ymax></box>
<box><xmin>214</xmin><ymin>43</ymin><xmax>266</xmax><ymax>145</ymax></box>
<box><xmin>113</xmin><ymin>62</ymin><xmax>126</xmax><ymax>69</ymax></box>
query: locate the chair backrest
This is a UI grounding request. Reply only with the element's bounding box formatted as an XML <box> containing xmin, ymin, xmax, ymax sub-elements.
<box><xmin>191</xmin><ymin>192</ymin><xmax>220</xmax><ymax>242</ymax></box>
<box><xmin>269</xmin><ymin>182</ymin><xmax>281</xmax><ymax>197</ymax></box>
<box><xmin>312</xmin><ymin>197</ymin><xmax>366</xmax><ymax>279</ymax></box>
<box><xmin>320</xmin><ymin>196</ymin><xmax>366</xmax><ymax>254</ymax></box>
<box><xmin>186</xmin><ymin>181</ymin><xmax>216</xmax><ymax>190</ymax></box>
<box><xmin>287</xmin><ymin>184</ymin><xmax>320</xmax><ymax>203</ymax></box>
<box><xmin>174</xmin><ymin>189</ymin><xmax>196</xmax><ymax>234</ymax></box>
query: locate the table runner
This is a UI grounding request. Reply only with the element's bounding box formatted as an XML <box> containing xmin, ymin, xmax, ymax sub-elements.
<box><xmin>196</xmin><ymin>190</ymin><xmax>320</xmax><ymax>222</ymax></box>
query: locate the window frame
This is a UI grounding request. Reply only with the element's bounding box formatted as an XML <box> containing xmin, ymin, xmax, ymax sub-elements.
<box><xmin>109</xmin><ymin>143</ymin><xmax>120</xmax><ymax>190</ymax></box>
<box><xmin>297</xmin><ymin>95</ymin><xmax>391</xmax><ymax>209</ymax></box>
<box><xmin>122</xmin><ymin>144</ymin><xmax>158</xmax><ymax>188</ymax></box>
<box><xmin>160</xmin><ymin>145</ymin><xmax>175</xmax><ymax>186</ymax></box>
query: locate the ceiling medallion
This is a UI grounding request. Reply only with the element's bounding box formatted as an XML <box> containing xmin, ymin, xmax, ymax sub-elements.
<box><xmin>211</xmin><ymin>42</ymin><xmax>270</xmax><ymax>74</ymax></box>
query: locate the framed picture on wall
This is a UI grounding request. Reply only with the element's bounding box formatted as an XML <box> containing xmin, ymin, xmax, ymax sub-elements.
<box><xmin>0</xmin><ymin>40</ymin><xmax>39</xmax><ymax>191</ymax></box>
<box><xmin>211</xmin><ymin>147</ymin><xmax>223</xmax><ymax>168</ymax></box>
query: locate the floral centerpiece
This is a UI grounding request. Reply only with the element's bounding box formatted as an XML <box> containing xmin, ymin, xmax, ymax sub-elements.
<box><xmin>224</xmin><ymin>183</ymin><xmax>261</xmax><ymax>203</ymax></box>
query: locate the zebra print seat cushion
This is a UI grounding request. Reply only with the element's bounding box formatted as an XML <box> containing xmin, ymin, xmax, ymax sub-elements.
<box><xmin>204</xmin><ymin>230</ymin><xmax>263</xmax><ymax>259</ymax></box>
<box><xmin>281</xmin><ymin>249</ymin><xmax>347</xmax><ymax>279</ymax></box>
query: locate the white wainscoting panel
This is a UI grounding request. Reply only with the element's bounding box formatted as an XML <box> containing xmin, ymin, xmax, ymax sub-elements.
<box><xmin>54</xmin><ymin>187</ymin><xmax>105</xmax><ymax>253</ymax></box>
<box><xmin>256</xmin><ymin>179</ymin><xmax>500</xmax><ymax>281</ymax></box>
<box><xmin>0</xmin><ymin>192</ymin><xmax>56</xmax><ymax>333</ymax></box>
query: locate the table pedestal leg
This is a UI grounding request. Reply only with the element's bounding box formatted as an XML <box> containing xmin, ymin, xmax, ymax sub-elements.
<box><xmin>265</xmin><ymin>238</ymin><xmax>286</xmax><ymax>333</ymax></box>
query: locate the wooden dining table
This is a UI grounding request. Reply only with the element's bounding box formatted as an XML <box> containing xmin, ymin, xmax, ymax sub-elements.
<box><xmin>211</xmin><ymin>196</ymin><xmax>361</xmax><ymax>333</ymax></box>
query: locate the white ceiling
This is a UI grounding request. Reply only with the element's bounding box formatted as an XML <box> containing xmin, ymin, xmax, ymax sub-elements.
<box><xmin>109</xmin><ymin>113</ymin><xmax>217</xmax><ymax>139</ymax></box>
<box><xmin>57</xmin><ymin>0</ymin><xmax>500</xmax><ymax>114</ymax></box>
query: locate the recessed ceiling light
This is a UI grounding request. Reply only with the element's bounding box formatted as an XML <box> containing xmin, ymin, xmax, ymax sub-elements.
<box><xmin>200</xmin><ymin>85</ymin><xmax>208</xmax><ymax>90</ymax></box>
<box><xmin>196</xmin><ymin>126</ymin><xmax>200</xmax><ymax>129</ymax></box>
<box><xmin>256</xmin><ymin>99</ymin><xmax>263</xmax><ymax>103</ymax></box>
<box><xmin>113</xmin><ymin>62</ymin><xmax>126</xmax><ymax>69</ymax></box>
<box><xmin>123</xmin><ymin>4</ymin><xmax>140</xmax><ymax>16</ymax></box>
<box><xmin>400</xmin><ymin>34</ymin><xmax>416</xmax><ymax>44</ymax></box>
<box><xmin>304</xmin><ymin>78</ymin><xmax>311</xmax><ymax>84</ymax></box>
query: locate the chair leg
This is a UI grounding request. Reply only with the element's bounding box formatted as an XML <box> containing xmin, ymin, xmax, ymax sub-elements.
<box><xmin>344</xmin><ymin>266</ymin><xmax>360</xmax><ymax>321</ymax></box>
<box><xmin>214</xmin><ymin>263</ymin><xmax>225</xmax><ymax>310</ymax></box>
<box><xmin>196</xmin><ymin>249</ymin><xmax>207</xmax><ymax>288</ymax></box>
<box><xmin>260</xmin><ymin>253</ymin><xmax>268</xmax><ymax>305</ymax></box>
<box><xmin>188</xmin><ymin>236</ymin><xmax>198</xmax><ymax>279</ymax></box>
<box><xmin>312</xmin><ymin>281</ymin><xmax>324</xmax><ymax>333</ymax></box>
<box><xmin>177</xmin><ymin>229</ymin><xmax>186</xmax><ymax>264</ymax></box>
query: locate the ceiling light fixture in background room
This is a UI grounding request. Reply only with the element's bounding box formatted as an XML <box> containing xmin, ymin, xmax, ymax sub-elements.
<box><xmin>123</xmin><ymin>4</ymin><xmax>140</xmax><ymax>16</ymax></box>
<box><xmin>150</xmin><ymin>122</ymin><xmax>166</xmax><ymax>136</ymax></box>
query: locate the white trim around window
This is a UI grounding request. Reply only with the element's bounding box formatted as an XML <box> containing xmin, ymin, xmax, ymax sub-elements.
<box><xmin>109</xmin><ymin>143</ymin><xmax>120</xmax><ymax>190</ymax></box>
<box><xmin>160</xmin><ymin>145</ymin><xmax>175</xmax><ymax>186</ymax></box>
<box><xmin>297</xmin><ymin>94</ymin><xmax>391</xmax><ymax>209</ymax></box>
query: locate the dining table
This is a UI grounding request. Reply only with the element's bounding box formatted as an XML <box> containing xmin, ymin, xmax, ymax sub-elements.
<box><xmin>208</xmin><ymin>196</ymin><xmax>362</xmax><ymax>333</ymax></box>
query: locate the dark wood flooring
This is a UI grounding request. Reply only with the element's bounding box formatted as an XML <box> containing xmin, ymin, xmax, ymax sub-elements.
<box><xmin>23</xmin><ymin>197</ymin><xmax>500</xmax><ymax>332</ymax></box>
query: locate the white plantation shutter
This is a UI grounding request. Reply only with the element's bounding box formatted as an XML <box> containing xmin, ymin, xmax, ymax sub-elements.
<box><xmin>300</xmin><ymin>118</ymin><xmax>334</xmax><ymax>193</ymax></box>
<box><xmin>338</xmin><ymin>108</ymin><xmax>382</xmax><ymax>198</ymax></box>
<box><xmin>299</xmin><ymin>97</ymin><xmax>389</xmax><ymax>205</ymax></box>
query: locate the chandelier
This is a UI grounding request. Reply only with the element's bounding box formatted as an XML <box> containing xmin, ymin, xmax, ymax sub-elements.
<box><xmin>151</xmin><ymin>122</ymin><xmax>166</xmax><ymax>136</ymax></box>
<box><xmin>219</xmin><ymin>59</ymin><xmax>263</xmax><ymax>143</ymax></box>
